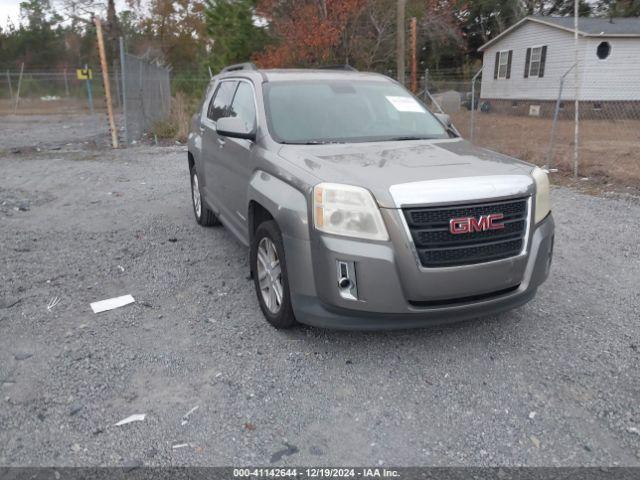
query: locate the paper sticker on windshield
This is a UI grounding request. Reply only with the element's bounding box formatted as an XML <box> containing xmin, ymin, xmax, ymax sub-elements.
<box><xmin>385</xmin><ymin>96</ymin><xmax>425</xmax><ymax>113</ymax></box>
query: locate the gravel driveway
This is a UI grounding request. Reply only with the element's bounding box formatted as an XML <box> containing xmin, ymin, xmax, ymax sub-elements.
<box><xmin>1</xmin><ymin>120</ymin><xmax>639</xmax><ymax>466</ymax></box>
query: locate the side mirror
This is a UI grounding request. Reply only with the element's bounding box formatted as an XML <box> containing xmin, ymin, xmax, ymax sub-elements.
<box><xmin>435</xmin><ymin>113</ymin><xmax>452</xmax><ymax>128</ymax></box>
<box><xmin>435</xmin><ymin>112</ymin><xmax>459</xmax><ymax>136</ymax></box>
<box><xmin>216</xmin><ymin>117</ymin><xmax>256</xmax><ymax>140</ymax></box>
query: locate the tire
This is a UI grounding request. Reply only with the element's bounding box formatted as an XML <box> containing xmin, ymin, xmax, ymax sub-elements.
<box><xmin>251</xmin><ymin>220</ymin><xmax>297</xmax><ymax>329</ymax></box>
<box><xmin>190</xmin><ymin>165</ymin><xmax>220</xmax><ymax>227</ymax></box>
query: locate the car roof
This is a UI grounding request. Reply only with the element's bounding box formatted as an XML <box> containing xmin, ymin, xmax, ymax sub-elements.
<box><xmin>215</xmin><ymin>68</ymin><xmax>392</xmax><ymax>84</ymax></box>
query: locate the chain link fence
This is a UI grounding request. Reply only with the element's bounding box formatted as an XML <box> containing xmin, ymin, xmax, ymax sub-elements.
<box><xmin>119</xmin><ymin>48</ymin><xmax>171</xmax><ymax>145</ymax></box>
<box><xmin>1</xmin><ymin>42</ymin><xmax>171</xmax><ymax>146</ymax></box>
<box><xmin>0</xmin><ymin>68</ymin><xmax>120</xmax><ymax>115</ymax></box>
<box><xmin>422</xmin><ymin>61</ymin><xmax>640</xmax><ymax>187</ymax></box>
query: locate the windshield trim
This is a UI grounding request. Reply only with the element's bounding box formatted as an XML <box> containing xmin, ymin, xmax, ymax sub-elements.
<box><xmin>261</xmin><ymin>79</ymin><xmax>452</xmax><ymax>145</ymax></box>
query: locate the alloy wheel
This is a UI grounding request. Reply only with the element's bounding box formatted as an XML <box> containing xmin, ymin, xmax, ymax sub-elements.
<box><xmin>192</xmin><ymin>172</ymin><xmax>201</xmax><ymax>218</ymax></box>
<box><xmin>256</xmin><ymin>237</ymin><xmax>283</xmax><ymax>314</ymax></box>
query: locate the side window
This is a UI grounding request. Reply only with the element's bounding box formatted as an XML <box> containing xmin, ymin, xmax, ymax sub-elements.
<box><xmin>494</xmin><ymin>50</ymin><xmax>512</xmax><ymax>79</ymax></box>
<box><xmin>207</xmin><ymin>81</ymin><xmax>238</xmax><ymax>122</ymax></box>
<box><xmin>529</xmin><ymin>47</ymin><xmax>543</xmax><ymax>76</ymax></box>
<box><xmin>228</xmin><ymin>82</ymin><xmax>257</xmax><ymax>131</ymax></box>
<box><xmin>524</xmin><ymin>46</ymin><xmax>547</xmax><ymax>78</ymax></box>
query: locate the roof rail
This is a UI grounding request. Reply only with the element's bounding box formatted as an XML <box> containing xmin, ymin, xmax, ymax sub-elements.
<box><xmin>220</xmin><ymin>62</ymin><xmax>257</xmax><ymax>73</ymax></box>
<box><xmin>317</xmin><ymin>65</ymin><xmax>358</xmax><ymax>72</ymax></box>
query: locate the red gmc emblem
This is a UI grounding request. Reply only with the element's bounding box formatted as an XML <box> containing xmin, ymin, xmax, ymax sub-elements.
<box><xmin>449</xmin><ymin>213</ymin><xmax>505</xmax><ymax>235</ymax></box>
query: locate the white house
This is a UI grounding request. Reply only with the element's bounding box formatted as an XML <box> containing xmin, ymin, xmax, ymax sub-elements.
<box><xmin>478</xmin><ymin>16</ymin><xmax>640</xmax><ymax>117</ymax></box>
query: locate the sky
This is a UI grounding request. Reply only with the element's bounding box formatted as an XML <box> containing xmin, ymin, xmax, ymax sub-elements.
<box><xmin>0</xmin><ymin>0</ymin><xmax>21</xmax><ymax>28</ymax></box>
<box><xmin>0</xmin><ymin>0</ymin><xmax>129</xmax><ymax>28</ymax></box>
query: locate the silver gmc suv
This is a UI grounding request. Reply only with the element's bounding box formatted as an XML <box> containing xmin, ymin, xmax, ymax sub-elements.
<box><xmin>187</xmin><ymin>64</ymin><xmax>554</xmax><ymax>330</ymax></box>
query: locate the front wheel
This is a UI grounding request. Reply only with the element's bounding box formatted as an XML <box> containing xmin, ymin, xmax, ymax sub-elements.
<box><xmin>190</xmin><ymin>166</ymin><xmax>220</xmax><ymax>227</ymax></box>
<box><xmin>251</xmin><ymin>220</ymin><xmax>297</xmax><ymax>329</ymax></box>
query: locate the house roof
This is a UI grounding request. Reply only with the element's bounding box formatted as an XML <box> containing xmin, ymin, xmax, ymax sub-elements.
<box><xmin>478</xmin><ymin>16</ymin><xmax>640</xmax><ymax>51</ymax></box>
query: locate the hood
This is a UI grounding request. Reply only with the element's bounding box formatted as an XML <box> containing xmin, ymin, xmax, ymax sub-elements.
<box><xmin>277</xmin><ymin>139</ymin><xmax>534</xmax><ymax>208</ymax></box>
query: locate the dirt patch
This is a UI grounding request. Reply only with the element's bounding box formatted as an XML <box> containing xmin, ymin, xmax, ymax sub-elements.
<box><xmin>451</xmin><ymin>111</ymin><xmax>640</xmax><ymax>190</ymax></box>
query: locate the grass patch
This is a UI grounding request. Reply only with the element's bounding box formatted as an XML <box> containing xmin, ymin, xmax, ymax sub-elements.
<box><xmin>150</xmin><ymin>92</ymin><xmax>199</xmax><ymax>143</ymax></box>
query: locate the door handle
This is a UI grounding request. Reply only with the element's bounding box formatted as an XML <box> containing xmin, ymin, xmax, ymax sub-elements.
<box><xmin>217</xmin><ymin>138</ymin><xmax>226</xmax><ymax>148</ymax></box>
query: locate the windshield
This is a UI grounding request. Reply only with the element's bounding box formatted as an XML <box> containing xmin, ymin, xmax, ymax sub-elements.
<box><xmin>263</xmin><ymin>79</ymin><xmax>449</xmax><ymax>144</ymax></box>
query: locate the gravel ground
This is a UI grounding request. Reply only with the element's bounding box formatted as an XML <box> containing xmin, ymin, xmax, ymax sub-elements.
<box><xmin>1</xmin><ymin>115</ymin><xmax>639</xmax><ymax>467</ymax></box>
<box><xmin>0</xmin><ymin>114</ymin><xmax>111</xmax><ymax>151</ymax></box>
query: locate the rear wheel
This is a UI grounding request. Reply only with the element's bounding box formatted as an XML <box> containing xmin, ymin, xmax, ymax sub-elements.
<box><xmin>190</xmin><ymin>165</ymin><xmax>220</xmax><ymax>227</ymax></box>
<box><xmin>251</xmin><ymin>220</ymin><xmax>296</xmax><ymax>328</ymax></box>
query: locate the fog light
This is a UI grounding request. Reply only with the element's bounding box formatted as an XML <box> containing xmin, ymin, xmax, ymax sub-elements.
<box><xmin>336</xmin><ymin>260</ymin><xmax>358</xmax><ymax>300</ymax></box>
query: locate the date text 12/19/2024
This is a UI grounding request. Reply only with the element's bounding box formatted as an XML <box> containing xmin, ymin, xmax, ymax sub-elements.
<box><xmin>233</xmin><ymin>468</ymin><xmax>400</xmax><ymax>478</ymax></box>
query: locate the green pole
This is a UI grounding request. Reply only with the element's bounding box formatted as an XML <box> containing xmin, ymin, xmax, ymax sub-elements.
<box><xmin>85</xmin><ymin>64</ymin><xmax>94</xmax><ymax>114</ymax></box>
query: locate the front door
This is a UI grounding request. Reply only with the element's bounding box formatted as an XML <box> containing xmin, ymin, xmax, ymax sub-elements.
<box><xmin>200</xmin><ymin>80</ymin><xmax>238</xmax><ymax>215</ymax></box>
<box><xmin>214</xmin><ymin>81</ymin><xmax>258</xmax><ymax>240</ymax></box>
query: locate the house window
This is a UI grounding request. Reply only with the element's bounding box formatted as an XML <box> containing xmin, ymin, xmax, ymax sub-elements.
<box><xmin>597</xmin><ymin>42</ymin><xmax>611</xmax><ymax>60</ymax></box>
<box><xmin>529</xmin><ymin>47</ymin><xmax>543</xmax><ymax>77</ymax></box>
<box><xmin>525</xmin><ymin>46</ymin><xmax>547</xmax><ymax>78</ymax></box>
<box><xmin>497</xmin><ymin>51</ymin><xmax>510</xmax><ymax>79</ymax></box>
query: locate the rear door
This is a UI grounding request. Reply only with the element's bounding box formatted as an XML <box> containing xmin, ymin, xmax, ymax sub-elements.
<box><xmin>214</xmin><ymin>80</ymin><xmax>258</xmax><ymax>241</ymax></box>
<box><xmin>200</xmin><ymin>80</ymin><xmax>238</xmax><ymax>211</ymax></box>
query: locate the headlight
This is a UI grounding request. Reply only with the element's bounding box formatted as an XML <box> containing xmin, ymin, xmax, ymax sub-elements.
<box><xmin>532</xmin><ymin>167</ymin><xmax>550</xmax><ymax>224</ymax></box>
<box><xmin>313</xmin><ymin>183</ymin><xmax>389</xmax><ymax>241</ymax></box>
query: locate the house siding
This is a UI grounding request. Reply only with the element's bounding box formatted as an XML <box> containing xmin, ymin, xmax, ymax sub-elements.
<box><xmin>480</xmin><ymin>20</ymin><xmax>640</xmax><ymax>102</ymax></box>
<box><xmin>580</xmin><ymin>37</ymin><xmax>640</xmax><ymax>100</ymax></box>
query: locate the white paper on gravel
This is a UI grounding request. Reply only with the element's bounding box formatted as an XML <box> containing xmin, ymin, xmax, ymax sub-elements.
<box><xmin>385</xmin><ymin>96</ymin><xmax>426</xmax><ymax>113</ymax></box>
<box><xmin>114</xmin><ymin>414</ymin><xmax>146</xmax><ymax>426</ymax></box>
<box><xmin>90</xmin><ymin>294</ymin><xmax>135</xmax><ymax>313</ymax></box>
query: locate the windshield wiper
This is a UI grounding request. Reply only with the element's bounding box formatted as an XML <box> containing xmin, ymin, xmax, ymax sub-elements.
<box><xmin>283</xmin><ymin>140</ymin><xmax>345</xmax><ymax>145</ymax></box>
<box><xmin>385</xmin><ymin>135</ymin><xmax>436</xmax><ymax>141</ymax></box>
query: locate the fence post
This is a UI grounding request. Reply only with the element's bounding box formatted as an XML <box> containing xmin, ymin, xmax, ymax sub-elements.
<box><xmin>63</xmin><ymin>68</ymin><xmax>70</xmax><ymax>96</ymax></box>
<box><xmin>423</xmin><ymin>68</ymin><xmax>429</xmax><ymax>101</ymax></box>
<box><xmin>6</xmin><ymin>70</ymin><xmax>13</xmax><ymax>100</ymax></box>
<box><xmin>14</xmin><ymin>63</ymin><xmax>24</xmax><ymax>114</ymax></box>
<box><xmin>546</xmin><ymin>63</ymin><xmax>575</xmax><ymax>169</ymax></box>
<box><xmin>573</xmin><ymin>5</ymin><xmax>580</xmax><ymax>177</ymax></box>
<box><xmin>470</xmin><ymin>68</ymin><xmax>482</xmax><ymax>143</ymax></box>
<box><xmin>396</xmin><ymin>0</ymin><xmax>406</xmax><ymax>85</ymax></box>
<box><xmin>547</xmin><ymin>79</ymin><xmax>564</xmax><ymax>169</ymax></box>
<box><xmin>114</xmin><ymin>62</ymin><xmax>121</xmax><ymax>109</ymax></box>
<box><xmin>119</xmin><ymin>37</ymin><xmax>128</xmax><ymax>146</ymax></box>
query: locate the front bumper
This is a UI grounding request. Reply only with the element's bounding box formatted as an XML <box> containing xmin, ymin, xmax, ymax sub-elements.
<box><xmin>286</xmin><ymin>213</ymin><xmax>554</xmax><ymax>330</ymax></box>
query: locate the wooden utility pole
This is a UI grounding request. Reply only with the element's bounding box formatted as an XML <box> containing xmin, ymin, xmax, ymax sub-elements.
<box><xmin>95</xmin><ymin>17</ymin><xmax>119</xmax><ymax>148</ymax></box>
<box><xmin>410</xmin><ymin>17</ymin><xmax>417</xmax><ymax>93</ymax></box>
<box><xmin>396</xmin><ymin>0</ymin><xmax>406</xmax><ymax>85</ymax></box>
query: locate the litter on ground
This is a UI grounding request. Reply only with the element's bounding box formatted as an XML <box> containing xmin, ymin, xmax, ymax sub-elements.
<box><xmin>114</xmin><ymin>414</ymin><xmax>146</xmax><ymax>426</ymax></box>
<box><xmin>90</xmin><ymin>295</ymin><xmax>135</xmax><ymax>313</ymax></box>
<box><xmin>47</xmin><ymin>296</ymin><xmax>61</xmax><ymax>311</ymax></box>
<box><xmin>181</xmin><ymin>405</ymin><xmax>199</xmax><ymax>426</ymax></box>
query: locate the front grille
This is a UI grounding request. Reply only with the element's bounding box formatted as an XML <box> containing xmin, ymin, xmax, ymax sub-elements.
<box><xmin>404</xmin><ymin>198</ymin><xmax>529</xmax><ymax>268</ymax></box>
